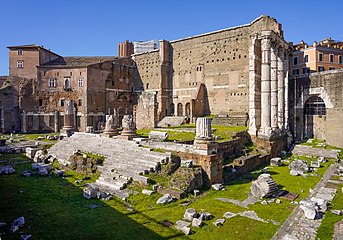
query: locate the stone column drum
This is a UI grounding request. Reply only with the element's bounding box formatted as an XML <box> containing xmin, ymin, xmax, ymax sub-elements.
<box><xmin>194</xmin><ymin>117</ymin><xmax>213</xmax><ymax>144</ymax></box>
<box><xmin>118</xmin><ymin>115</ymin><xmax>136</xmax><ymax>140</ymax></box>
<box><xmin>61</xmin><ymin>100</ymin><xmax>76</xmax><ymax>136</ymax></box>
<box><xmin>102</xmin><ymin>109</ymin><xmax>119</xmax><ymax>137</ymax></box>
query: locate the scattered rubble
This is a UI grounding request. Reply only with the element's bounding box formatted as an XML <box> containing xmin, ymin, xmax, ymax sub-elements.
<box><xmin>238</xmin><ymin>210</ymin><xmax>268</xmax><ymax>223</ymax></box>
<box><xmin>289</xmin><ymin>160</ymin><xmax>309</xmax><ymax>175</ymax></box>
<box><xmin>9</xmin><ymin>216</ymin><xmax>25</xmax><ymax>233</ymax></box>
<box><xmin>184</xmin><ymin>208</ymin><xmax>197</xmax><ymax>221</ymax></box>
<box><xmin>213</xmin><ymin>218</ymin><xmax>225</xmax><ymax>227</ymax></box>
<box><xmin>223</xmin><ymin>212</ymin><xmax>236</xmax><ymax>219</ymax></box>
<box><xmin>270</xmin><ymin>157</ymin><xmax>282</xmax><ymax>166</ymax></box>
<box><xmin>142</xmin><ymin>189</ymin><xmax>154</xmax><ymax>195</ymax></box>
<box><xmin>212</xmin><ymin>183</ymin><xmax>224</xmax><ymax>191</ymax></box>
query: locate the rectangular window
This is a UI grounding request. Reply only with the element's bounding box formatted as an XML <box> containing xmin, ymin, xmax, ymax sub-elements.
<box><xmin>318</xmin><ymin>66</ymin><xmax>325</xmax><ymax>72</ymax></box>
<box><xmin>339</xmin><ymin>55</ymin><xmax>342</xmax><ymax>64</ymax></box>
<box><xmin>78</xmin><ymin>99</ymin><xmax>82</xmax><ymax>106</ymax></box>
<box><xmin>319</xmin><ymin>53</ymin><xmax>323</xmax><ymax>62</ymax></box>
<box><xmin>293</xmin><ymin>56</ymin><xmax>298</xmax><ymax>65</ymax></box>
<box><xmin>48</xmin><ymin>78</ymin><xmax>56</xmax><ymax>88</ymax></box>
<box><xmin>304</xmin><ymin>55</ymin><xmax>309</xmax><ymax>63</ymax></box>
<box><xmin>329</xmin><ymin>67</ymin><xmax>335</xmax><ymax>70</ymax></box>
<box><xmin>39</xmin><ymin>99</ymin><xmax>43</xmax><ymax>107</ymax></box>
<box><xmin>78</xmin><ymin>78</ymin><xmax>83</xmax><ymax>87</ymax></box>
<box><xmin>17</xmin><ymin>61</ymin><xmax>23</xmax><ymax>68</ymax></box>
<box><xmin>60</xmin><ymin>99</ymin><xmax>65</xmax><ymax>107</ymax></box>
<box><xmin>18</xmin><ymin>49</ymin><xmax>23</xmax><ymax>55</ymax></box>
<box><xmin>293</xmin><ymin>69</ymin><xmax>299</xmax><ymax>76</ymax></box>
<box><xmin>329</xmin><ymin>54</ymin><xmax>334</xmax><ymax>63</ymax></box>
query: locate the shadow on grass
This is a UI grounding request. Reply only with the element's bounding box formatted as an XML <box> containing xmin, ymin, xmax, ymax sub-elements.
<box><xmin>0</xmin><ymin>154</ymin><xmax>182</xmax><ymax>240</ymax></box>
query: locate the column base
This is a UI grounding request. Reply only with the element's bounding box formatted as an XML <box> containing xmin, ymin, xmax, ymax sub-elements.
<box><xmin>102</xmin><ymin>130</ymin><xmax>118</xmax><ymax>138</ymax></box>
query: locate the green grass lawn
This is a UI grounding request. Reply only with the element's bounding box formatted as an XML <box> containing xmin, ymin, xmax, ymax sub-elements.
<box><xmin>0</xmin><ymin>132</ymin><xmax>60</xmax><ymax>143</ymax></box>
<box><xmin>136</xmin><ymin>125</ymin><xmax>247</xmax><ymax>143</ymax></box>
<box><xmin>0</xmin><ymin>152</ymin><xmax>337</xmax><ymax>239</ymax></box>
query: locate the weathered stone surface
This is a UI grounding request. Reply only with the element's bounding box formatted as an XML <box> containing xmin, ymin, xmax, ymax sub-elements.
<box><xmin>38</xmin><ymin>167</ymin><xmax>48</xmax><ymax>176</ymax></box>
<box><xmin>25</xmin><ymin>147</ymin><xmax>38</xmax><ymax>159</ymax></box>
<box><xmin>156</xmin><ymin>194</ymin><xmax>173</xmax><ymax>204</ymax></box>
<box><xmin>334</xmin><ymin>219</ymin><xmax>343</xmax><ymax>240</ymax></box>
<box><xmin>0</xmin><ymin>165</ymin><xmax>15</xmax><ymax>174</ymax></box>
<box><xmin>290</xmin><ymin>169</ymin><xmax>299</xmax><ymax>176</ymax></box>
<box><xmin>200</xmin><ymin>212</ymin><xmax>213</xmax><ymax>221</ymax></box>
<box><xmin>311</xmin><ymin>161</ymin><xmax>320</xmax><ymax>168</ymax></box>
<box><xmin>213</xmin><ymin>218</ymin><xmax>225</xmax><ymax>227</ymax></box>
<box><xmin>181</xmin><ymin>160</ymin><xmax>193</xmax><ymax>168</ymax></box>
<box><xmin>192</xmin><ymin>217</ymin><xmax>203</xmax><ymax>228</ymax></box>
<box><xmin>212</xmin><ymin>183</ymin><xmax>224</xmax><ymax>191</ymax></box>
<box><xmin>176</xmin><ymin>220</ymin><xmax>190</xmax><ymax>228</ymax></box>
<box><xmin>193</xmin><ymin>189</ymin><xmax>200</xmax><ymax>196</ymax></box>
<box><xmin>299</xmin><ymin>204</ymin><xmax>317</xmax><ymax>220</ymax></box>
<box><xmin>83</xmin><ymin>186</ymin><xmax>98</xmax><ymax>199</ymax></box>
<box><xmin>194</xmin><ymin>118</ymin><xmax>213</xmax><ymax>144</ymax></box>
<box><xmin>223</xmin><ymin>212</ymin><xmax>236</xmax><ymax>219</ymax></box>
<box><xmin>250</xmin><ymin>174</ymin><xmax>278</xmax><ymax>198</ymax></box>
<box><xmin>332</xmin><ymin>210</ymin><xmax>343</xmax><ymax>216</ymax></box>
<box><xmin>318</xmin><ymin>157</ymin><xmax>327</xmax><ymax>163</ymax></box>
<box><xmin>238</xmin><ymin>210</ymin><xmax>268</xmax><ymax>223</ymax></box>
<box><xmin>142</xmin><ymin>189</ymin><xmax>154</xmax><ymax>195</ymax></box>
<box><xmin>149</xmin><ymin>131</ymin><xmax>168</xmax><ymax>141</ymax></box>
<box><xmin>270</xmin><ymin>157</ymin><xmax>282</xmax><ymax>166</ymax></box>
<box><xmin>33</xmin><ymin>150</ymin><xmax>47</xmax><ymax>163</ymax></box>
<box><xmin>184</xmin><ymin>208</ymin><xmax>197</xmax><ymax>221</ymax></box>
<box><xmin>10</xmin><ymin>216</ymin><xmax>25</xmax><ymax>233</ymax></box>
<box><xmin>55</xmin><ymin>169</ymin><xmax>65</xmax><ymax>177</ymax></box>
<box><xmin>289</xmin><ymin>160</ymin><xmax>309</xmax><ymax>175</ymax></box>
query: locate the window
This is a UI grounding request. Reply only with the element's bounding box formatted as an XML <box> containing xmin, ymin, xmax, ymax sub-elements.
<box><xmin>305</xmin><ymin>96</ymin><xmax>326</xmax><ymax>115</ymax></box>
<box><xmin>303</xmin><ymin>67</ymin><xmax>310</xmax><ymax>74</ymax></box>
<box><xmin>78</xmin><ymin>78</ymin><xmax>83</xmax><ymax>87</ymax></box>
<box><xmin>329</xmin><ymin>67</ymin><xmax>335</xmax><ymax>70</ymax></box>
<box><xmin>304</xmin><ymin>55</ymin><xmax>309</xmax><ymax>63</ymax></box>
<box><xmin>78</xmin><ymin>99</ymin><xmax>82</xmax><ymax>106</ymax></box>
<box><xmin>17</xmin><ymin>61</ymin><xmax>23</xmax><ymax>68</ymax></box>
<box><xmin>60</xmin><ymin>99</ymin><xmax>65</xmax><ymax>107</ymax></box>
<box><xmin>318</xmin><ymin>66</ymin><xmax>325</xmax><ymax>72</ymax></box>
<box><xmin>18</xmin><ymin>49</ymin><xmax>23</xmax><ymax>55</ymax></box>
<box><xmin>293</xmin><ymin>56</ymin><xmax>298</xmax><ymax>65</ymax></box>
<box><xmin>64</xmin><ymin>78</ymin><xmax>71</xmax><ymax>89</ymax></box>
<box><xmin>339</xmin><ymin>56</ymin><xmax>342</xmax><ymax>64</ymax></box>
<box><xmin>146</xmin><ymin>83</ymin><xmax>149</xmax><ymax>89</ymax></box>
<box><xmin>292</xmin><ymin>69</ymin><xmax>299</xmax><ymax>76</ymax></box>
<box><xmin>329</xmin><ymin>54</ymin><xmax>334</xmax><ymax>63</ymax></box>
<box><xmin>48</xmin><ymin>78</ymin><xmax>56</xmax><ymax>88</ymax></box>
<box><xmin>319</xmin><ymin>53</ymin><xmax>323</xmax><ymax>62</ymax></box>
<box><xmin>38</xmin><ymin>99</ymin><xmax>43</xmax><ymax>107</ymax></box>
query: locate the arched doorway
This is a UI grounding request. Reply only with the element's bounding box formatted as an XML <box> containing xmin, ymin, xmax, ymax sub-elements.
<box><xmin>304</xmin><ymin>96</ymin><xmax>326</xmax><ymax>138</ymax></box>
<box><xmin>170</xmin><ymin>103</ymin><xmax>175</xmax><ymax>116</ymax></box>
<box><xmin>185</xmin><ymin>102</ymin><xmax>191</xmax><ymax>117</ymax></box>
<box><xmin>177</xmin><ymin>103</ymin><xmax>183</xmax><ymax>116</ymax></box>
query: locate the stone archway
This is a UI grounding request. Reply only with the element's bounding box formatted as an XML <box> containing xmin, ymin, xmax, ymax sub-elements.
<box><xmin>185</xmin><ymin>102</ymin><xmax>191</xmax><ymax>117</ymax></box>
<box><xmin>177</xmin><ymin>103</ymin><xmax>183</xmax><ymax>116</ymax></box>
<box><xmin>304</xmin><ymin>96</ymin><xmax>326</xmax><ymax>139</ymax></box>
<box><xmin>170</xmin><ymin>103</ymin><xmax>175</xmax><ymax>116</ymax></box>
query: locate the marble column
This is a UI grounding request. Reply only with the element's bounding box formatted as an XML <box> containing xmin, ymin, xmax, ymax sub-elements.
<box><xmin>63</xmin><ymin>100</ymin><xmax>75</xmax><ymax>130</ymax></box>
<box><xmin>277</xmin><ymin>47</ymin><xmax>285</xmax><ymax>130</ymax></box>
<box><xmin>22</xmin><ymin>111</ymin><xmax>27</xmax><ymax>133</ymax></box>
<box><xmin>270</xmin><ymin>46</ymin><xmax>278</xmax><ymax>130</ymax></box>
<box><xmin>54</xmin><ymin>110</ymin><xmax>59</xmax><ymax>133</ymax></box>
<box><xmin>248</xmin><ymin>36</ymin><xmax>261</xmax><ymax>136</ymax></box>
<box><xmin>284</xmin><ymin>51</ymin><xmax>290</xmax><ymax>131</ymax></box>
<box><xmin>259</xmin><ymin>36</ymin><xmax>272</xmax><ymax>136</ymax></box>
<box><xmin>195</xmin><ymin>117</ymin><xmax>213</xmax><ymax>143</ymax></box>
<box><xmin>118</xmin><ymin>115</ymin><xmax>136</xmax><ymax>140</ymax></box>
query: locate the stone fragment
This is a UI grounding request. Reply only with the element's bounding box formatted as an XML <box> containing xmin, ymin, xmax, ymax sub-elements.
<box><xmin>142</xmin><ymin>189</ymin><xmax>154</xmax><ymax>195</ymax></box>
<box><xmin>22</xmin><ymin>170</ymin><xmax>31</xmax><ymax>177</ymax></box>
<box><xmin>318</xmin><ymin>157</ymin><xmax>327</xmax><ymax>163</ymax></box>
<box><xmin>9</xmin><ymin>216</ymin><xmax>25</xmax><ymax>233</ymax></box>
<box><xmin>83</xmin><ymin>186</ymin><xmax>98</xmax><ymax>199</ymax></box>
<box><xmin>200</xmin><ymin>211</ymin><xmax>213</xmax><ymax>221</ymax></box>
<box><xmin>280</xmin><ymin>151</ymin><xmax>287</xmax><ymax>158</ymax></box>
<box><xmin>270</xmin><ymin>157</ymin><xmax>282</xmax><ymax>166</ymax></box>
<box><xmin>289</xmin><ymin>160</ymin><xmax>309</xmax><ymax>175</ymax></box>
<box><xmin>223</xmin><ymin>212</ymin><xmax>236</xmax><ymax>219</ymax></box>
<box><xmin>192</xmin><ymin>217</ymin><xmax>203</xmax><ymax>228</ymax></box>
<box><xmin>300</xmin><ymin>204</ymin><xmax>317</xmax><ymax>219</ymax></box>
<box><xmin>0</xmin><ymin>165</ymin><xmax>15</xmax><ymax>174</ymax></box>
<box><xmin>311</xmin><ymin>161</ymin><xmax>320</xmax><ymax>168</ymax></box>
<box><xmin>332</xmin><ymin>210</ymin><xmax>343</xmax><ymax>215</ymax></box>
<box><xmin>184</xmin><ymin>208</ymin><xmax>197</xmax><ymax>221</ymax></box>
<box><xmin>149</xmin><ymin>131</ymin><xmax>168</xmax><ymax>141</ymax></box>
<box><xmin>212</xmin><ymin>183</ymin><xmax>224</xmax><ymax>191</ymax></box>
<box><xmin>38</xmin><ymin>168</ymin><xmax>48</xmax><ymax>176</ymax></box>
<box><xmin>176</xmin><ymin>220</ymin><xmax>190</xmax><ymax>228</ymax></box>
<box><xmin>21</xmin><ymin>234</ymin><xmax>31</xmax><ymax>240</ymax></box>
<box><xmin>194</xmin><ymin>189</ymin><xmax>200</xmax><ymax>196</ymax></box>
<box><xmin>181</xmin><ymin>226</ymin><xmax>192</xmax><ymax>235</ymax></box>
<box><xmin>156</xmin><ymin>194</ymin><xmax>173</xmax><ymax>204</ymax></box>
<box><xmin>250</xmin><ymin>174</ymin><xmax>278</xmax><ymax>198</ymax></box>
<box><xmin>33</xmin><ymin>150</ymin><xmax>47</xmax><ymax>163</ymax></box>
<box><xmin>276</xmin><ymin>199</ymin><xmax>281</xmax><ymax>204</ymax></box>
<box><xmin>55</xmin><ymin>169</ymin><xmax>65</xmax><ymax>177</ymax></box>
<box><xmin>25</xmin><ymin>147</ymin><xmax>38</xmax><ymax>159</ymax></box>
<box><xmin>152</xmin><ymin>185</ymin><xmax>159</xmax><ymax>191</ymax></box>
<box><xmin>181</xmin><ymin>160</ymin><xmax>193</xmax><ymax>168</ymax></box>
<box><xmin>238</xmin><ymin>210</ymin><xmax>268</xmax><ymax>223</ymax></box>
<box><xmin>213</xmin><ymin>218</ymin><xmax>225</xmax><ymax>227</ymax></box>
<box><xmin>261</xmin><ymin>200</ymin><xmax>268</xmax><ymax>205</ymax></box>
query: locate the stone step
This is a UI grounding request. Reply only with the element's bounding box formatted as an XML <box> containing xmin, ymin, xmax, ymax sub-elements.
<box><xmin>95</xmin><ymin>179</ymin><xmax>127</xmax><ymax>190</ymax></box>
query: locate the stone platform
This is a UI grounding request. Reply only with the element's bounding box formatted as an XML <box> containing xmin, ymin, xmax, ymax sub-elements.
<box><xmin>48</xmin><ymin>133</ymin><xmax>171</xmax><ymax>194</ymax></box>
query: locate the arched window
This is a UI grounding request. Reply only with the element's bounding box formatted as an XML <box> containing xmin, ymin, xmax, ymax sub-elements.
<box><xmin>64</xmin><ymin>78</ymin><xmax>71</xmax><ymax>89</ymax></box>
<box><xmin>185</xmin><ymin>102</ymin><xmax>191</xmax><ymax>117</ymax></box>
<box><xmin>177</xmin><ymin>103</ymin><xmax>183</xmax><ymax>116</ymax></box>
<box><xmin>304</xmin><ymin>96</ymin><xmax>326</xmax><ymax>115</ymax></box>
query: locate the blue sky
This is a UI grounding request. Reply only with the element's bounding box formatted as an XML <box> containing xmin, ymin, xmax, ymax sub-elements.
<box><xmin>1</xmin><ymin>0</ymin><xmax>342</xmax><ymax>76</ymax></box>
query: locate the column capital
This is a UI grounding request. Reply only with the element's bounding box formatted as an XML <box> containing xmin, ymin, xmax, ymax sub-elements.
<box><xmin>261</xmin><ymin>36</ymin><xmax>272</xmax><ymax>51</ymax></box>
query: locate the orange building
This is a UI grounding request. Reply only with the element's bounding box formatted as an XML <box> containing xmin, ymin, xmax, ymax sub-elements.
<box><xmin>291</xmin><ymin>38</ymin><xmax>343</xmax><ymax>76</ymax></box>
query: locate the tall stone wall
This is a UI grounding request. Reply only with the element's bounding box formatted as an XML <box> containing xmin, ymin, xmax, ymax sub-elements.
<box><xmin>135</xmin><ymin>92</ymin><xmax>158</xmax><ymax>129</ymax></box>
<box><xmin>133</xmin><ymin>16</ymin><xmax>284</xmax><ymax>128</ymax></box>
<box><xmin>291</xmin><ymin>69</ymin><xmax>343</xmax><ymax>148</ymax></box>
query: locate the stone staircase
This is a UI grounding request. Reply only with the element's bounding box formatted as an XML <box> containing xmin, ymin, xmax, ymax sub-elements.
<box><xmin>48</xmin><ymin>132</ymin><xmax>171</xmax><ymax>193</ymax></box>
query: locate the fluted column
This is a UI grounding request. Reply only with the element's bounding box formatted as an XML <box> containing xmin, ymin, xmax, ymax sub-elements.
<box><xmin>259</xmin><ymin>36</ymin><xmax>272</xmax><ymax>136</ymax></box>
<box><xmin>284</xmin><ymin>52</ymin><xmax>290</xmax><ymax>131</ymax></box>
<box><xmin>195</xmin><ymin>117</ymin><xmax>213</xmax><ymax>144</ymax></box>
<box><xmin>270</xmin><ymin>46</ymin><xmax>278</xmax><ymax>130</ymax></box>
<box><xmin>63</xmin><ymin>100</ymin><xmax>75</xmax><ymax>130</ymax></box>
<box><xmin>277</xmin><ymin>48</ymin><xmax>285</xmax><ymax>130</ymax></box>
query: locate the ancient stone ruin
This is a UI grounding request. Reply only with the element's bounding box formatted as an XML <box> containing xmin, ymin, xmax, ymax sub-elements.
<box><xmin>118</xmin><ymin>115</ymin><xmax>136</xmax><ymax>140</ymax></box>
<box><xmin>250</xmin><ymin>174</ymin><xmax>278</xmax><ymax>198</ymax></box>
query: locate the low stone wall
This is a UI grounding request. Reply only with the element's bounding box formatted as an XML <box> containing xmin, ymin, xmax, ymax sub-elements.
<box><xmin>212</xmin><ymin>116</ymin><xmax>248</xmax><ymax>126</ymax></box>
<box><xmin>223</xmin><ymin>153</ymin><xmax>270</xmax><ymax>182</ymax></box>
